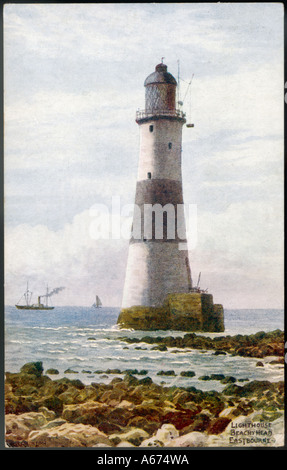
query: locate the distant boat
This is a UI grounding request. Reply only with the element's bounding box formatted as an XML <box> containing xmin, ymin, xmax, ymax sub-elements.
<box><xmin>15</xmin><ymin>283</ymin><xmax>55</xmax><ymax>310</ymax></box>
<box><xmin>92</xmin><ymin>295</ymin><xmax>102</xmax><ymax>309</ymax></box>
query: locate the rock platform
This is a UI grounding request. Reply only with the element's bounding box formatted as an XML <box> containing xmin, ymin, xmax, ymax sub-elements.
<box><xmin>5</xmin><ymin>352</ymin><xmax>284</xmax><ymax>448</ymax></box>
<box><xmin>117</xmin><ymin>292</ymin><xmax>224</xmax><ymax>332</ymax></box>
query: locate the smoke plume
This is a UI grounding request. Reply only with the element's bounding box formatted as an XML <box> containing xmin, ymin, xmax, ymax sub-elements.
<box><xmin>45</xmin><ymin>287</ymin><xmax>65</xmax><ymax>297</ymax></box>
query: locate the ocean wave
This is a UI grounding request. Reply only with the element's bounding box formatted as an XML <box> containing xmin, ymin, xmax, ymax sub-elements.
<box><xmin>5</xmin><ymin>308</ymin><xmax>284</xmax><ymax>388</ymax></box>
<box><xmin>168</xmin><ymin>361</ymin><xmax>191</xmax><ymax>366</ymax></box>
<box><xmin>30</xmin><ymin>326</ymin><xmax>70</xmax><ymax>331</ymax></box>
<box><xmin>58</xmin><ymin>356</ymin><xmax>86</xmax><ymax>363</ymax></box>
<box><xmin>8</xmin><ymin>340</ymin><xmax>33</xmax><ymax>345</ymax></box>
<box><xmin>46</xmin><ymin>349</ymin><xmax>67</xmax><ymax>354</ymax></box>
<box><xmin>108</xmin><ymin>356</ymin><xmax>148</xmax><ymax>363</ymax></box>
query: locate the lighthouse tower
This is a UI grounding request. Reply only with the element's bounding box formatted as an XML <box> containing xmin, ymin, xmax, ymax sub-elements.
<box><xmin>121</xmin><ymin>62</ymin><xmax>192</xmax><ymax>309</ymax></box>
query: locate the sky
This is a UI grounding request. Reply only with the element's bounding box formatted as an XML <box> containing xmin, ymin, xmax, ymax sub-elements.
<box><xmin>4</xmin><ymin>3</ymin><xmax>284</xmax><ymax>308</ymax></box>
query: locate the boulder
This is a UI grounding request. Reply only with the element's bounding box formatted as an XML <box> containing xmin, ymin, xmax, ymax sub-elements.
<box><xmin>161</xmin><ymin>409</ymin><xmax>201</xmax><ymax>430</ymax></box>
<box><xmin>6</xmin><ymin>415</ymin><xmax>31</xmax><ymax>445</ymax></box>
<box><xmin>20</xmin><ymin>362</ymin><xmax>44</xmax><ymax>377</ymax></box>
<box><xmin>46</xmin><ymin>369</ymin><xmax>59</xmax><ymax>375</ymax></box>
<box><xmin>138</xmin><ymin>377</ymin><xmax>153</xmax><ymax>386</ymax></box>
<box><xmin>62</xmin><ymin>401</ymin><xmax>109</xmax><ymax>426</ymax></box>
<box><xmin>116</xmin><ymin>440</ymin><xmax>136</xmax><ymax>447</ymax></box>
<box><xmin>222</xmin><ymin>384</ymin><xmax>242</xmax><ymax>396</ymax></box>
<box><xmin>169</xmin><ymin>431</ymin><xmax>207</xmax><ymax>447</ymax></box>
<box><xmin>38</xmin><ymin>407</ymin><xmax>56</xmax><ymax>421</ymax></box>
<box><xmin>58</xmin><ymin>386</ymin><xmax>81</xmax><ymax>405</ymax></box>
<box><xmin>27</xmin><ymin>422</ymin><xmax>111</xmax><ymax>448</ymax></box>
<box><xmin>220</xmin><ymin>376</ymin><xmax>236</xmax><ymax>384</ymax></box>
<box><xmin>206</xmin><ymin>434</ymin><xmax>228</xmax><ymax>447</ymax></box>
<box><xmin>127</xmin><ymin>416</ymin><xmax>159</xmax><ymax>435</ymax></box>
<box><xmin>140</xmin><ymin>437</ymin><xmax>164</xmax><ymax>447</ymax></box>
<box><xmin>151</xmin><ymin>345</ymin><xmax>168</xmax><ymax>351</ymax></box>
<box><xmin>270</xmin><ymin>415</ymin><xmax>285</xmax><ymax>447</ymax></box>
<box><xmin>116</xmin><ymin>400</ymin><xmax>135</xmax><ymax>410</ymax></box>
<box><xmin>157</xmin><ymin>370</ymin><xmax>176</xmax><ymax>376</ymax></box>
<box><xmin>41</xmin><ymin>419</ymin><xmax>67</xmax><ymax>429</ymax></box>
<box><xmin>207</xmin><ymin>417</ymin><xmax>231</xmax><ymax>434</ymax></box>
<box><xmin>140</xmin><ymin>423</ymin><xmax>179</xmax><ymax>447</ymax></box>
<box><xmin>180</xmin><ymin>412</ymin><xmax>211</xmax><ymax>433</ymax></box>
<box><xmin>218</xmin><ymin>406</ymin><xmax>240</xmax><ymax>420</ymax></box>
<box><xmin>172</xmin><ymin>390</ymin><xmax>198</xmax><ymax>407</ymax></box>
<box><xmin>109</xmin><ymin>428</ymin><xmax>149</xmax><ymax>446</ymax></box>
<box><xmin>5</xmin><ymin>411</ymin><xmax>51</xmax><ymax>446</ymax></box>
<box><xmin>180</xmin><ymin>371</ymin><xmax>196</xmax><ymax>377</ymax></box>
<box><xmin>64</xmin><ymin>368</ymin><xmax>78</xmax><ymax>374</ymax></box>
<box><xmin>155</xmin><ymin>424</ymin><xmax>179</xmax><ymax>444</ymax></box>
<box><xmin>210</xmin><ymin>374</ymin><xmax>225</xmax><ymax>381</ymax></box>
<box><xmin>6</xmin><ymin>411</ymin><xmax>47</xmax><ymax>432</ymax></box>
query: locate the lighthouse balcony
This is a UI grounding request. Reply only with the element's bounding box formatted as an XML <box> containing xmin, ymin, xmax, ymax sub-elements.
<box><xmin>136</xmin><ymin>109</ymin><xmax>186</xmax><ymax>123</ymax></box>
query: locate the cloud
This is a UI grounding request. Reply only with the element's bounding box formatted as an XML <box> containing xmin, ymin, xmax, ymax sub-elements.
<box><xmin>5</xmin><ymin>194</ymin><xmax>284</xmax><ymax>309</ymax></box>
<box><xmin>5</xmin><ymin>88</ymin><xmax>139</xmax><ymax>169</ymax></box>
<box><xmin>187</xmin><ymin>200</ymin><xmax>284</xmax><ymax>308</ymax></box>
<box><xmin>186</xmin><ymin>62</ymin><xmax>283</xmax><ymax>143</ymax></box>
<box><xmin>3</xmin><ymin>4</ymin><xmax>234</xmax><ymax>60</ymax></box>
<box><xmin>5</xmin><ymin>207</ymin><xmax>131</xmax><ymax>306</ymax></box>
<box><xmin>4</xmin><ymin>3</ymin><xmax>284</xmax><ymax>309</ymax></box>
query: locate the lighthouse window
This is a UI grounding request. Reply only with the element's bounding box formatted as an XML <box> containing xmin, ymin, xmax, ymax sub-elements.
<box><xmin>149</xmin><ymin>125</ymin><xmax>154</xmax><ymax>132</ymax></box>
<box><xmin>168</xmin><ymin>142</ymin><xmax>172</xmax><ymax>149</ymax></box>
<box><xmin>147</xmin><ymin>172</ymin><xmax>152</xmax><ymax>179</ymax></box>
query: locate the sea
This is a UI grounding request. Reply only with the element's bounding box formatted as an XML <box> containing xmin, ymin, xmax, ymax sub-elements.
<box><xmin>4</xmin><ymin>306</ymin><xmax>285</xmax><ymax>392</ymax></box>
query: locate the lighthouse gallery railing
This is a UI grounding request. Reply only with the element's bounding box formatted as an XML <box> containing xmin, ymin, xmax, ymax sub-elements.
<box><xmin>136</xmin><ymin>109</ymin><xmax>186</xmax><ymax>121</ymax></box>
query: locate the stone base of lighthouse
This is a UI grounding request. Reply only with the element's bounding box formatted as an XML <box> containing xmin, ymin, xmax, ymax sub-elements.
<box><xmin>119</xmin><ymin>240</ymin><xmax>224</xmax><ymax>332</ymax></box>
<box><xmin>118</xmin><ymin>293</ymin><xmax>224</xmax><ymax>332</ymax></box>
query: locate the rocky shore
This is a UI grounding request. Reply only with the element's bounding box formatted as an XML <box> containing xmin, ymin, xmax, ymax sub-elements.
<box><xmin>119</xmin><ymin>329</ymin><xmax>284</xmax><ymax>358</ymax></box>
<box><xmin>5</xmin><ymin>351</ymin><xmax>284</xmax><ymax>447</ymax></box>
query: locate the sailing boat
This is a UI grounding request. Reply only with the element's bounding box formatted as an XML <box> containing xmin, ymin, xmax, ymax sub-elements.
<box><xmin>15</xmin><ymin>283</ymin><xmax>55</xmax><ymax>310</ymax></box>
<box><xmin>92</xmin><ymin>295</ymin><xmax>102</xmax><ymax>309</ymax></box>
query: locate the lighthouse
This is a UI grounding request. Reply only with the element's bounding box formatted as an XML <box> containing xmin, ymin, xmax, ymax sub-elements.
<box><xmin>121</xmin><ymin>62</ymin><xmax>191</xmax><ymax>308</ymax></box>
<box><xmin>118</xmin><ymin>62</ymin><xmax>224</xmax><ymax>332</ymax></box>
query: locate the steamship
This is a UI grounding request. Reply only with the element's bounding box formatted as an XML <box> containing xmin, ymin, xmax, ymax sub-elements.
<box><xmin>15</xmin><ymin>283</ymin><xmax>55</xmax><ymax>310</ymax></box>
